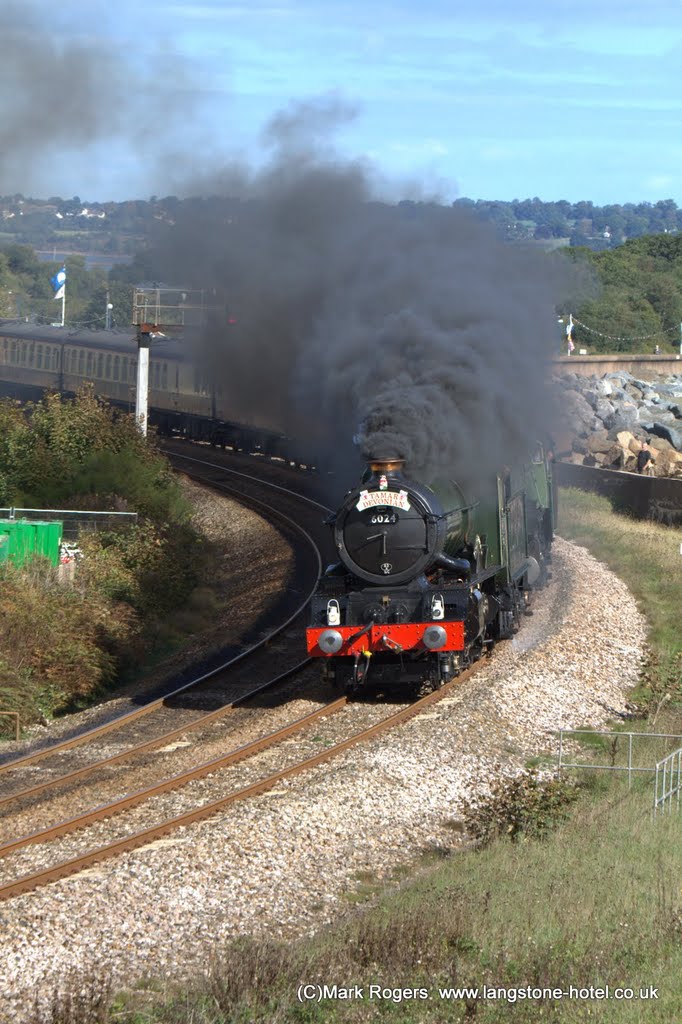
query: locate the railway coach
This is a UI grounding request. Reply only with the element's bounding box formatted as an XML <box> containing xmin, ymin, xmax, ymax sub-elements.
<box><xmin>0</xmin><ymin>319</ymin><xmax>305</xmax><ymax>460</ymax></box>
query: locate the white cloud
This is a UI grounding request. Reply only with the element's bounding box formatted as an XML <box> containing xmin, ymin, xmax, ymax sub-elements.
<box><xmin>388</xmin><ymin>139</ymin><xmax>449</xmax><ymax>157</ymax></box>
<box><xmin>645</xmin><ymin>174</ymin><xmax>676</xmax><ymax>189</ymax></box>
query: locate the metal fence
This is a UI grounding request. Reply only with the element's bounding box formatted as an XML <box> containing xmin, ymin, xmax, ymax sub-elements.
<box><xmin>654</xmin><ymin>747</ymin><xmax>682</xmax><ymax>816</ymax></box>
<box><xmin>557</xmin><ymin>729</ymin><xmax>682</xmax><ymax>817</ymax></box>
<box><xmin>0</xmin><ymin>507</ymin><xmax>137</xmax><ymax>541</ymax></box>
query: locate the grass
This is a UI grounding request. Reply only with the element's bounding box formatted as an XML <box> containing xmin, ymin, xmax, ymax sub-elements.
<box><xmin>105</xmin><ymin>790</ymin><xmax>682</xmax><ymax>1023</ymax></box>
<box><xmin>29</xmin><ymin>487</ymin><xmax>682</xmax><ymax>1024</ymax></box>
<box><xmin>556</xmin><ymin>488</ymin><xmax>681</xmax><ymax>710</ymax></box>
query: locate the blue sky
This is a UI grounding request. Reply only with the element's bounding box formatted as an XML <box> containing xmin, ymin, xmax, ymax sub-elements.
<box><xmin>9</xmin><ymin>0</ymin><xmax>682</xmax><ymax>204</ymax></box>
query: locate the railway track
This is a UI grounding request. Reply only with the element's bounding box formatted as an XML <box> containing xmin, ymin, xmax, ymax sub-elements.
<box><xmin>0</xmin><ymin>451</ymin><xmax>332</xmax><ymax>791</ymax></box>
<box><xmin>0</xmin><ymin>660</ymin><xmax>482</xmax><ymax>901</ymax></box>
<box><xmin>0</xmin><ymin>442</ymin><xmax>487</xmax><ymax>903</ymax></box>
<box><xmin>0</xmin><ymin>451</ymin><xmax>333</xmax><ymax>876</ymax></box>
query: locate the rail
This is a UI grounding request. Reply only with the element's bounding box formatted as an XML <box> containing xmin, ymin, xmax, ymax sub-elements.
<box><xmin>0</xmin><ymin>660</ymin><xmax>483</xmax><ymax>902</ymax></box>
<box><xmin>0</xmin><ymin>508</ymin><xmax>137</xmax><ymax>540</ymax></box>
<box><xmin>0</xmin><ymin>467</ymin><xmax>325</xmax><ymax>776</ymax></box>
<box><xmin>557</xmin><ymin>729</ymin><xmax>682</xmax><ymax>816</ymax></box>
<box><xmin>654</xmin><ymin>747</ymin><xmax>682</xmax><ymax>816</ymax></box>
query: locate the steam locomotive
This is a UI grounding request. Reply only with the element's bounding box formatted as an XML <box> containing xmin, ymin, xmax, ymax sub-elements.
<box><xmin>306</xmin><ymin>450</ymin><xmax>555</xmax><ymax>693</ymax></box>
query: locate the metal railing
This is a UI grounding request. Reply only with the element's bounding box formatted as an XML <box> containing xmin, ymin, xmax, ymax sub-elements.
<box><xmin>654</xmin><ymin>747</ymin><xmax>682</xmax><ymax>816</ymax></box>
<box><xmin>557</xmin><ymin>729</ymin><xmax>682</xmax><ymax>816</ymax></box>
<box><xmin>0</xmin><ymin>508</ymin><xmax>137</xmax><ymax>541</ymax></box>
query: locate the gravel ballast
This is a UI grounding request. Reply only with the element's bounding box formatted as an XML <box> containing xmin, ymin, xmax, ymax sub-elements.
<box><xmin>0</xmin><ymin>527</ymin><xmax>647</xmax><ymax>1021</ymax></box>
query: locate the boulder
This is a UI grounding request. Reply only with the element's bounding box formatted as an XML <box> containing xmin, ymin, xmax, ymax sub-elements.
<box><xmin>640</xmin><ymin>403</ymin><xmax>676</xmax><ymax>424</ymax></box>
<box><xmin>585</xmin><ymin>430</ymin><xmax>611</xmax><ymax>454</ymax></box>
<box><xmin>555</xmin><ymin>370</ymin><xmax>682</xmax><ymax>477</ymax></box>
<box><xmin>642</xmin><ymin>422</ymin><xmax>682</xmax><ymax>451</ymax></box>
<box><xmin>609</xmin><ymin>404</ymin><xmax>640</xmax><ymax>432</ymax></box>
<box><xmin>562</xmin><ymin>389</ymin><xmax>600</xmax><ymax>435</ymax></box>
<box><xmin>648</xmin><ymin>437</ymin><xmax>673</xmax><ymax>452</ymax></box>
<box><xmin>604</xmin><ymin>444</ymin><xmax>627</xmax><ymax>469</ymax></box>
<box><xmin>594</xmin><ymin>399</ymin><xmax>616</xmax><ymax>424</ymax></box>
<box><xmin>654</xmin><ymin>449</ymin><xmax>682</xmax><ymax>477</ymax></box>
<box><xmin>616</xmin><ymin>430</ymin><xmax>637</xmax><ymax>449</ymax></box>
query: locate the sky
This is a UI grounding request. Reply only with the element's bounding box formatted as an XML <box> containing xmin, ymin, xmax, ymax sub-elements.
<box><xmin>2</xmin><ymin>0</ymin><xmax>682</xmax><ymax>205</ymax></box>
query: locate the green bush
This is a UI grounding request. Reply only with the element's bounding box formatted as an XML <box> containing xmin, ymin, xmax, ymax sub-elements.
<box><xmin>461</xmin><ymin>768</ymin><xmax>580</xmax><ymax>846</ymax></box>
<box><xmin>0</xmin><ymin>388</ymin><xmax>202</xmax><ymax>724</ymax></box>
<box><xmin>0</xmin><ymin>561</ymin><xmax>120</xmax><ymax>720</ymax></box>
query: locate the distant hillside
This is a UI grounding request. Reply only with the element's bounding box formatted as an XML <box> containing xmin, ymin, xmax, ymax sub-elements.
<box><xmin>2</xmin><ymin>194</ymin><xmax>682</xmax><ymax>353</ymax></box>
<box><xmin>452</xmin><ymin>197</ymin><xmax>680</xmax><ymax>248</ymax></box>
<box><xmin>1</xmin><ymin>193</ymin><xmax>680</xmax><ymax>254</ymax></box>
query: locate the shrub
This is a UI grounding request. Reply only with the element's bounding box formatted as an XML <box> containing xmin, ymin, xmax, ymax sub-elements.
<box><xmin>0</xmin><ymin>561</ymin><xmax>120</xmax><ymax>721</ymax></box>
<box><xmin>0</xmin><ymin>388</ymin><xmax>202</xmax><ymax>724</ymax></box>
<box><xmin>461</xmin><ymin>768</ymin><xmax>580</xmax><ymax>846</ymax></box>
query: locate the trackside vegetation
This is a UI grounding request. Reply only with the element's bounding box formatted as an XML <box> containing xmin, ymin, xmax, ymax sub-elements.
<box><xmin>33</xmin><ymin>487</ymin><xmax>680</xmax><ymax>1024</ymax></box>
<box><xmin>0</xmin><ymin>387</ymin><xmax>202</xmax><ymax>726</ymax></box>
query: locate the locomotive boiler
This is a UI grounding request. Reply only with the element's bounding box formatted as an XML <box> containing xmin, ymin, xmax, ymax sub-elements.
<box><xmin>306</xmin><ymin>450</ymin><xmax>555</xmax><ymax>693</ymax></box>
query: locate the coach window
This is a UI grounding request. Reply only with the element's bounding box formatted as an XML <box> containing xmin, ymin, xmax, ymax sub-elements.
<box><xmin>28</xmin><ymin>344</ymin><xmax>35</xmax><ymax>366</ymax></box>
<box><xmin>97</xmin><ymin>353</ymin><xmax>103</xmax><ymax>378</ymax></box>
<box><xmin>77</xmin><ymin>350</ymin><xmax>84</xmax><ymax>375</ymax></box>
<box><xmin>53</xmin><ymin>348</ymin><xmax>59</xmax><ymax>371</ymax></box>
<box><xmin>113</xmin><ymin>355</ymin><xmax>120</xmax><ymax>381</ymax></box>
<box><xmin>105</xmin><ymin>354</ymin><xmax>112</xmax><ymax>379</ymax></box>
<box><xmin>86</xmin><ymin>351</ymin><xmax>93</xmax><ymax>376</ymax></box>
<box><xmin>0</xmin><ymin>339</ymin><xmax>6</xmax><ymax>363</ymax></box>
<box><xmin>36</xmin><ymin>344</ymin><xmax>43</xmax><ymax>368</ymax></box>
<box><xmin>161</xmin><ymin>363</ymin><xmax>168</xmax><ymax>389</ymax></box>
<box><xmin>122</xmin><ymin>356</ymin><xmax>128</xmax><ymax>381</ymax></box>
<box><xmin>193</xmin><ymin>368</ymin><xmax>209</xmax><ymax>394</ymax></box>
<box><xmin>19</xmin><ymin>342</ymin><xmax>25</xmax><ymax>366</ymax></box>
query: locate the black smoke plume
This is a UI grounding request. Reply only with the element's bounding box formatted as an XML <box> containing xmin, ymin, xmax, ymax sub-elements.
<box><xmin>0</xmin><ymin>2</ymin><xmax>197</xmax><ymax>196</ymax></box>
<box><xmin>146</xmin><ymin>97</ymin><xmax>579</xmax><ymax>493</ymax></box>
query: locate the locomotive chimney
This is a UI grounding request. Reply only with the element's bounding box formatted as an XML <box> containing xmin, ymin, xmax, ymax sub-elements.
<box><xmin>368</xmin><ymin>456</ymin><xmax>405</xmax><ymax>473</ymax></box>
<box><xmin>362</xmin><ymin>454</ymin><xmax>406</xmax><ymax>484</ymax></box>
